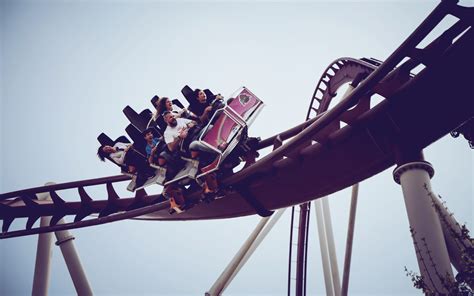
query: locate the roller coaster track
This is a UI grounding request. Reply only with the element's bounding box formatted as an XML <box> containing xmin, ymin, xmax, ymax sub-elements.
<box><xmin>287</xmin><ymin>57</ymin><xmax>381</xmax><ymax>295</ymax></box>
<box><xmin>1</xmin><ymin>0</ymin><xmax>473</xmax><ymax>239</ymax></box>
<box><xmin>292</xmin><ymin>54</ymin><xmax>383</xmax><ymax>294</ymax></box>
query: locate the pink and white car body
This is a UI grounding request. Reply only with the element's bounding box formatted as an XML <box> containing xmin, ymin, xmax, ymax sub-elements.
<box><xmin>195</xmin><ymin>86</ymin><xmax>264</xmax><ymax>177</ymax></box>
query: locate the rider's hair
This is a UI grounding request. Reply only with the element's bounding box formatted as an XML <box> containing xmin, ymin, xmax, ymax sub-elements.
<box><xmin>97</xmin><ymin>145</ymin><xmax>107</xmax><ymax>162</ymax></box>
<box><xmin>157</xmin><ymin>97</ymin><xmax>170</xmax><ymax>116</ymax></box>
<box><xmin>194</xmin><ymin>88</ymin><xmax>202</xmax><ymax>99</ymax></box>
<box><xmin>162</xmin><ymin>110</ymin><xmax>172</xmax><ymax>117</ymax></box>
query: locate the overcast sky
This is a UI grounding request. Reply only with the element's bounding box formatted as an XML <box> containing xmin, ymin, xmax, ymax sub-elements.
<box><xmin>1</xmin><ymin>1</ymin><xmax>473</xmax><ymax>295</ymax></box>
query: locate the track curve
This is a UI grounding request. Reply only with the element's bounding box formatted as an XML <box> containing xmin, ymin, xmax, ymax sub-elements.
<box><xmin>1</xmin><ymin>0</ymin><xmax>472</xmax><ymax>238</ymax></box>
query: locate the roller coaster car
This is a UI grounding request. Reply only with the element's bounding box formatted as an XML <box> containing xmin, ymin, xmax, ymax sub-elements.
<box><xmin>164</xmin><ymin>86</ymin><xmax>264</xmax><ymax>186</ymax></box>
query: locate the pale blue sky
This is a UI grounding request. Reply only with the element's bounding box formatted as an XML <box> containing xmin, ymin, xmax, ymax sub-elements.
<box><xmin>1</xmin><ymin>0</ymin><xmax>472</xmax><ymax>295</ymax></box>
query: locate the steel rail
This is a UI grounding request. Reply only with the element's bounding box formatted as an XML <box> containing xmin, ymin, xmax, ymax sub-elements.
<box><xmin>224</xmin><ymin>0</ymin><xmax>458</xmax><ymax>186</ymax></box>
<box><xmin>0</xmin><ymin>0</ymin><xmax>471</xmax><ymax>238</ymax></box>
<box><xmin>0</xmin><ymin>200</ymin><xmax>170</xmax><ymax>239</ymax></box>
<box><xmin>0</xmin><ymin>175</ymin><xmax>130</xmax><ymax>201</ymax></box>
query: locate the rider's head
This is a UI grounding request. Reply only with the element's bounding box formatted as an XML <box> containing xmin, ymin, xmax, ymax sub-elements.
<box><xmin>97</xmin><ymin>145</ymin><xmax>114</xmax><ymax>161</ymax></box>
<box><xmin>165</xmin><ymin>98</ymin><xmax>172</xmax><ymax>110</ymax></box>
<box><xmin>163</xmin><ymin>111</ymin><xmax>177</xmax><ymax>127</ymax></box>
<box><xmin>194</xmin><ymin>89</ymin><xmax>207</xmax><ymax>104</ymax></box>
<box><xmin>143</xmin><ymin>130</ymin><xmax>154</xmax><ymax>142</ymax></box>
<box><xmin>157</xmin><ymin>97</ymin><xmax>172</xmax><ymax>115</ymax></box>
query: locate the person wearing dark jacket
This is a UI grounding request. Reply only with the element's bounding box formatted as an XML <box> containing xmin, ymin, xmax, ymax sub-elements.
<box><xmin>193</xmin><ymin>89</ymin><xmax>224</xmax><ymax>124</ymax></box>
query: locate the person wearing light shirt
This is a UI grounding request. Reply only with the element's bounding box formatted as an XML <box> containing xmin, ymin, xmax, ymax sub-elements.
<box><xmin>163</xmin><ymin>112</ymin><xmax>197</xmax><ymax>153</ymax></box>
<box><xmin>148</xmin><ymin>97</ymin><xmax>194</xmax><ymax>130</ymax></box>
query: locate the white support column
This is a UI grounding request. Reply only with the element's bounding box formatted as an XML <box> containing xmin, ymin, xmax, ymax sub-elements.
<box><xmin>322</xmin><ymin>197</ymin><xmax>341</xmax><ymax>296</ymax></box>
<box><xmin>207</xmin><ymin>140</ymin><xmax>285</xmax><ymax>296</ymax></box>
<box><xmin>206</xmin><ymin>209</ymin><xmax>286</xmax><ymax>296</ymax></box>
<box><xmin>32</xmin><ymin>191</ymin><xmax>54</xmax><ymax>296</ymax></box>
<box><xmin>206</xmin><ymin>216</ymin><xmax>270</xmax><ymax>296</ymax></box>
<box><xmin>32</xmin><ymin>183</ymin><xmax>92</xmax><ymax>295</ymax></box>
<box><xmin>341</xmin><ymin>184</ymin><xmax>359</xmax><ymax>296</ymax></box>
<box><xmin>314</xmin><ymin>199</ymin><xmax>334</xmax><ymax>296</ymax></box>
<box><xmin>55</xmin><ymin>221</ymin><xmax>93</xmax><ymax>296</ymax></box>
<box><xmin>223</xmin><ymin>209</ymin><xmax>286</xmax><ymax>291</ymax></box>
<box><xmin>394</xmin><ymin>161</ymin><xmax>454</xmax><ymax>293</ymax></box>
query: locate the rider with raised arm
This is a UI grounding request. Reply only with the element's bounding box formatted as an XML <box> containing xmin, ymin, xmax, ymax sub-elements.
<box><xmin>163</xmin><ymin>111</ymin><xmax>199</xmax><ymax>157</ymax></box>
<box><xmin>159</xmin><ymin>111</ymin><xmax>198</xmax><ymax>211</ymax></box>
<box><xmin>158</xmin><ymin>97</ymin><xmax>190</xmax><ymax>118</ymax></box>
<box><xmin>150</xmin><ymin>97</ymin><xmax>197</xmax><ymax>130</ymax></box>
<box><xmin>164</xmin><ymin>105</ymin><xmax>223</xmax><ymax>203</ymax></box>
<box><xmin>143</xmin><ymin>128</ymin><xmax>160</xmax><ymax>164</ymax></box>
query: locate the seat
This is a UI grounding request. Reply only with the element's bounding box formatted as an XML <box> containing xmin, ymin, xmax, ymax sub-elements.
<box><xmin>172</xmin><ymin>99</ymin><xmax>185</xmax><ymax>109</ymax></box>
<box><xmin>163</xmin><ymin>158</ymin><xmax>200</xmax><ymax>187</ymax></box>
<box><xmin>156</xmin><ymin>116</ymin><xmax>167</xmax><ymax>131</ymax></box>
<box><xmin>114</xmin><ymin>136</ymin><xmax>131</xmax><ymax>144</ymax></box>
<box><xmin>139</xmin><ymin>109</ymin><xmax>153</xmax><ymax>128</ymax></box>
<box><xmin>123</xmin><ymin>106</ymin><xmax>155</xmax><ymax>132</ymax></box>
<box><xmin>97</xmin><ymin>133</ymin><xmax>114</xmax><ymax>146</ymax></box>
<box><xmin>181</xmin><ymin>84</ymin><xmax>215</xmax><ymax>116</ymax></box>
<box><xmin>97</xmin><ymin>133</ymin><xmax>132</xmax><ymax>173</ymax></box>
<box><xmin>97</xmin><ymin>133</ymin><xmax>131</xmax><ymax>147</ymax></box>
<box><xmin>150</xmin><ymin>95</ymin><xmax>160</xmax><ymax>108</ymax></box>
<box><xmin>181</xmin><ymin>85</ymin><xmax>194</xmax><ymax>105</ymax></box>
<box><xmin>125</xmin><ymin>124</ymin><xmax>162</xmax><ymax>156</ymax></box>
<box><xmin>125</xmin><ymin>124</ymin><xmax>146</xmax><ymax>155</ymax></box>
<box><xmin>204</xmin><ymin>89</ymin><xmax>215</xmax><ymax>99</ymax></box>
<box><xmin>123</xmin><ymin>124</ymin><xmax>168</xmax><ymax>190</ymax></box>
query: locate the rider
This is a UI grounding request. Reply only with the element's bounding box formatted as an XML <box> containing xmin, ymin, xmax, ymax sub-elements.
<box><xmin>164</xmin><ymin>105</ymin><xmax>221</xmax><ymax>202</ymax></box>
<box><xmin>97</xmin><ymin>142</ymin><xmax>134</xmax><ymax>170</ymax></box>
<box><xmin>160</xmin><ymin>111</ymin><xmax>200</xmax><ymax>211</ymax></box>
<box><xmin>143</xmin><ymin>128</ymin><xmax>161</xmax><ymax>164</ymax></box>
<box><xmin>193</xmin><ymin>89</ymin><xmax>224</xmax><ymax>124</ymax></box>
<box><xmin>162</xmin><ymin>110</ymin><xmax>199</xmax><ymax>158</ymax></box>
<box><xmin>158</xmin><ymin>97</ymin><xmax>191</xmax><ymax>119</ymax></box>
<box><xmin>148</xmin><ymin>95</ymin><xmax>161</xmax><ymax>129</ymax></box>
<box><xmin>151</xmin><ymin>97</ymin><xmax>196</xmax><ymax>130</ymax></box>
<box><xmin>97</xmin><ymin>142</ymin><xmax>154</xmax><ymax>188</ymax></box>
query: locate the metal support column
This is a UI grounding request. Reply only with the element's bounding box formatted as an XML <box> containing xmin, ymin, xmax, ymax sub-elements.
<box><xmin>315</xmin><ymin>199</ymin><xmax>334</xmax><ymax>296</ymax></box>
<box><xmin>32</xmin><ymin>193</ymin><xmax>54</xmax><ymax>296</ymax></box>
<box><xmin>55</xmin><ymin>220</ymin><xmax>93</xmax><ymax>296</ymax></box>
<box><xmin>287</xmin><ymin>207</ymin><xmax>296</xmax><ymax>295</ymax></box>
<box><xmin>207</xmin><ymin>209</ymin><xmax>285</xmax><ymax>296</ymax></box>
<box><xmin>223</xmin><ymin>209</ymin><xmax>286</xmax><ymax>291</ymax></box>
<box><xmin>295</xmin><ymin>203</ymin><xmax>309</xmax><ymax>296</ymax></box>
<box><xmin>322</xmin><ymin>197</ymin><xmax>341</xmax><ymax>296</ymax></box>
<box><xmin>393</xmin><ymin>154</ymin><xmax>454</xmax><ymax>293</ymax></box>
<box><xmin>341</xmin><ymin>184</ymin><xmax>359</xmax><ymax>296</ymax></box>
<box><xmin>32</xmin><ymin>183</ymin><xmax>92</xmax><ymax>295</ymax></box>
